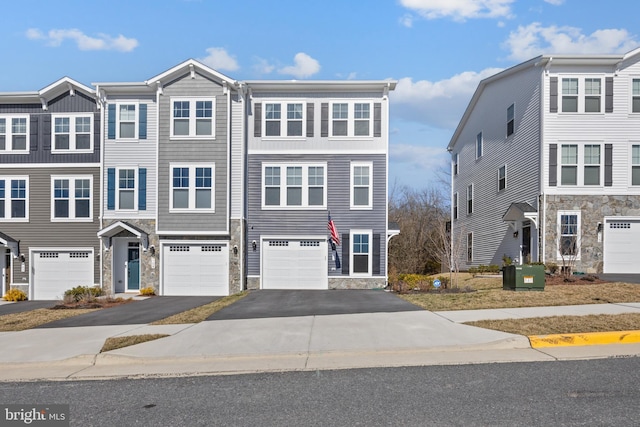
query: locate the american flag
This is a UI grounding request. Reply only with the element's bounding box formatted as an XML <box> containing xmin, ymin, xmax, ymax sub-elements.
<box><xmin>328</xmin><ymin>212</ymin><xmax>340</xmax><ymax>245</ymax></box>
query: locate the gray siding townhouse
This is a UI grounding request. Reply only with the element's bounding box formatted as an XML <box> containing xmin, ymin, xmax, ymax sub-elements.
<box><xmin>449</xmin><ymin>47</ymin><xmax>640</xmax><ymax>274</ymax></box>
<box><xmin>245</xmin><ymin>80</ymin><xmax>396</xmax><ymax>289</ymax></box>
<box><xmin>0</xmin><ymin>78</ymin><xmax>101</xmax><ymax>299</ymax></box>
<box><xmin>97</xmin><ymin>60</ymin><xmax>245</xmax><ymax>296</ymax></box>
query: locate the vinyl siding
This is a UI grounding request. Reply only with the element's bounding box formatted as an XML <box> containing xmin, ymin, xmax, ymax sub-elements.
<box><xmin>451</xmin><ymin>64</ymin><xmax>542</xmax><ymax>267</ymax></box>
<box><xmin>102</xmin><ymin>95</ymin><xmax>157</xmax><ymax>220</ymax></box>
<box><xmin>230</xmin><ymin>94</ymin><xmax>244</xmax><ymax>219</ymax></box>
<box><xmin>246</xmin><ymin>153</ymin><xmax>387</xmax><ymax>276</ymax></box>
<box><xmin>157</xmin><ymin>72</ymin><xmax>229</xmax><ymax>233</ymax></box>
<box><xmin>0</xmin><ymin>166</ymin><xmax>100</xmax><ymax>285</ymax></box>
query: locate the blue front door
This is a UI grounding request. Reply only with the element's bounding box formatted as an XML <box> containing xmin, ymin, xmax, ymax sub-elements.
<box><xmin>127</xmin><ymin>245</ymin><xmax>140</xmax><ymax>291</ymax></box>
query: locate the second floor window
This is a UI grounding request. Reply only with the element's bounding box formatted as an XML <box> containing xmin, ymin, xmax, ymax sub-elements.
<box><xmin>171</xmin><ymin>99</ymin><xmax>215</xmax><ymax>138</ymax></box>
<box><xmin>467</xmin><ymin>184</ymin><xmax>473</xmax><ymax>215</ymax></box>
<box><xmin>0</xmin><ymin>116</ymin><xmax>29</xmax><ymax>153</ymax></box>
<box><xmin>330</xmin><ymin>102</ymin><xmax>372</xmax><ymax>137</ymax></box>
<box><xmin>561</xmin><ymin>77</ymin><xmax>602</xmax><ymax>113</ymax></box>
<box><xmin>53</xmin><ymin>115</ymin><xmax>93</xmax><ymax>152</ymax></box>
<box><xmin>52</xmin><ymin>177</ymin><xmax>92</xmax><ymax>220</ymax></box>
<box><xmin>507</xmin><ymin>104</ymin><xmax>515</xmax><ymax>136</ymax></box>
<box><xmin>498</xmin><ymin>165</ymin><xmax>506</xmax><ymax>191</ymax></box>
<box><xmin>0</xmin><ymin>177</ymin><xmax>28</xmax><ymax>220</ymax></box>
<box><xmin>633</xmin><ymin>79</ymin><xmax>640</xmax><ymax>113</ymax></box>
<box><xmin>476</xmin><ymin>132</ymin><xmax>483</xmax><ymax>159</ymax></box>
<box><xmin>262</xmin><ymin>163</ymin><xmax>326</xmax><ymax>209</ymax></box>
<box><xmin>171</xmin><ymin>165</ymin><xmax>215</xmax><ymax>211</ymax></box>
<box><xmin>264</xmin><ymin>103</ymin><xmax>304</xmax><ymax>137</ymax></box>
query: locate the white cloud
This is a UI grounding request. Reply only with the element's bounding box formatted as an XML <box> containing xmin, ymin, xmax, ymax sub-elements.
<box><xmin>503</xmin><ymin>23</ymin><xmax>638</xmax><ymax>61</ymax></box>
<box><xmin>198</xmin><ymin>47</ymin><xmax>239</xmax><ymax>71</ymax></box>
<box><xmin>543</xmin><ymin>0</ymin><xmax>564</xmax><ymax>5</ymax></box>
<box><xmin>278</xmin><ymin>53</ymin><xmax>321</xmax><ymax>78</ymax></box>
<box><xmin>391</xmin><ymin>68</ymin><xmax>502</xmax><ymax>129</ymax></box>
<box><xmin>252</xmin><ymin>57</ymin><xmax>276</xmax><ymax>75</ymax></box>
<box><xmin>26</xmin><ymin>28</ymin><xmax>138</xmax><ymax>52</ymax></box>
<box><xmin>400</xmin><ymin>0</ymin><xmax>514</xmax><ymax>21</ymax></box>
<box><xmin>399</xmin><ymin>14</ymin><xmax>414</xmax><ymax>28</ymax></box>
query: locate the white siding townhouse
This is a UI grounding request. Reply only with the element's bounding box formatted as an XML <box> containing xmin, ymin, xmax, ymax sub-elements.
<box><xmin>449</xmin><ymin>47</ymin><xmax>640</xmax><ymax>274</ymax></box>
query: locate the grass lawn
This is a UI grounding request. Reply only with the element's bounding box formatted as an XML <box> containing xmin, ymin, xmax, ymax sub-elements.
<box><xmin>0</xmin><ymin>308</ymin><xmax>99</xmax><ymax>332</ymax></box>
<box><xmin>398</xmin><ymin>273</ymin><xmax>640</xmax><ymax>335</ymax></box>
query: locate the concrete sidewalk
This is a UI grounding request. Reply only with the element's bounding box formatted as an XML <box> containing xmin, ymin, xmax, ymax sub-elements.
<box><xmin>0</xmin><ymin>303</ymin><xmax>639</xmax><ymax>381</ymax></box>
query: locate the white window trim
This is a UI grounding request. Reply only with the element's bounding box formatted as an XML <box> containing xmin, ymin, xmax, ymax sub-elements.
<box><xmin>467</xmin><ymin>183</ymin><xmax>473</xmax><ymax>215</ymax></box>
<box><xmin>350</xmin><ymin>229</ymin><xmax>372</xmax><ymax>277</ymax></box>
<box><xmin>116</xmin><ymin>102</ymin><xmax>139</xmax><ymax>140</ymax></box>
<box><xmin>350</xmin><ymin>161</ymin><xmax>373</xmax><ymax>210</ymax></box>
<box><xmin>629</xmin><ymin>142</ymin><xmax>640</xmax><ymax>186</ymax></box>
<box><xmin>51</xmin><ymin>113</ymin><xmax>93</xmax><ymax>153</ymax></box>
<box><xmin>630</xmin><ymin>77</ymin><xmax>640</xmax><ymax>114</ymax></box>
<box><xmin>557</xmin><ymin>210</ymin><xmax>581</xmax><ymax>260</ymax></box>
<box><xmin>507</xmin><ymin>103</ymin><xmax>515</xmax><ymax>137</ymax></box>
<box><xmin>452</xmin><ymin>152</ymin><xmax>458</xmax><ymax>176</ymax></box>
<box><xmin>261</xmin><ymin>162</ymin><xmax>327</xmax><ymax>210</ymax></box>
<box><xmin>559</xmin><ymin>75</ymin><xmax>605</xmax><ymax>114</ymax></box>
<box><xmin>476</xmin><ymin>131</ymin><xmax>483</xmax><ymax>159</ymax></box>
<box><xmin>262</xmin><ymin>101</ymin><xmax>306</xmax><ymax>139</ymax></box>
<box><xmin>170</xmin><ymin>97</ymin><xmax>216</xmax><ymax>140</ymax></box>
<box><xmin>50</xmin><ymin>175</ymin><xmax>93</xmax><ymax>222</ymax></box>
<box><xmin>169</xmin><ymin>163</ymin><xmax>216</xmax><ymax>212</ymax></box>
<box><xmin>558</xmin><ymin>142</ymin><xmax>604</xmax><ymax>187</ymax></box>
<box><xmin>0</xmin><ymin>176</ymin><xmax>29</xmax><ymax>222</ymax></box>
<box><xmin>0</xmin><ymin>115</ymin><xmax>30</xmax><ymax>154</ymax></box>
<box><xmin>498</xmin><ymin>164</ymin><xmax>507</xmax><ymax>192</ymax></box>
<box><xmin>329</xmin><ymin>100</ymin><xmax>374</xmax><ymax>139</ymax></box>
<box><xmin>116</xmin><ymin>167</ymin><xmax>138</xmax><ymax>211</ymax></box>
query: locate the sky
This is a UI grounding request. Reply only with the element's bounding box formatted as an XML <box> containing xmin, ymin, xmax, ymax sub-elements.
<box><xmin>1</xmin><ymin>0</ymin><xmax>639</xmax><ymax>191</ymax></box>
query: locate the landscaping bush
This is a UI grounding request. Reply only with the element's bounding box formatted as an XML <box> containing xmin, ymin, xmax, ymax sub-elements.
<box><xmin>546</xmin><ymin>262</ymin><xmax>559</xmax><ymax>275</ymax></box>
<box><xmin>3</xmin><ymin>288</ymin><xmax>27</xmax><ymax>301</ymax></box>
<box><xmin>63</xmin><ymin>286</ymin><xmax>104</xmax><ymax>303</ymax></box>
<box><xmin>139</xmin><ymin>286</ymin><xmax>156</xmax><ymax>296</ymax></box>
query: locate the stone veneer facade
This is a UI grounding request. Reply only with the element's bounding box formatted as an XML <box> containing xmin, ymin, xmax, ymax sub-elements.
<box><xmin>101</xmin><ymin>219</ymin><xmax>159</xmax><ymax>295</ymax></box>
<box><xmin>246</xmin><ymin>276</ymin><xmax>386</xmax><ymax>290</ymax></box>
<box><xmin>544</xmin><ymin>194</ymin><xmax>640</xmax><ymax>273</ymax></box>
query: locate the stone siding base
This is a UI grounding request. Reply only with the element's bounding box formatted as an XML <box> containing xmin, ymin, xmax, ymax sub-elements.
<box><xmin>246</xmin><ymin>276</ymin><xmax>387</xmax><ymax>290</ymax></box>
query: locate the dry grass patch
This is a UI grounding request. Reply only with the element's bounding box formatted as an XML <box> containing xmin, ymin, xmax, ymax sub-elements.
<box><xmin>151</xmin><ymin>291</ymin><xmax>248</xmax><ymax>325</ymax></box>
<box><xmin>101</xmin><ymin>334</ymin><xmax>169</xmax><ymax>352</ymax></box>
<box><xmin>399</xmin><ymin>275</ymin><xmax>640</xmax><ymax>311</ymax></box>
<box><xmin>466</xmin><ymin>313</ymin><xmax>640</xmax><ymax>336</ymax></box>
<box><xmin>0</xmin><ymin>308</ymin><xmax>98</xmax><ymax>331</ymax></box>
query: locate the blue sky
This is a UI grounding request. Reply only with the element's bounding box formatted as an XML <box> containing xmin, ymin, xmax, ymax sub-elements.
<box><xmin>1</xmin><ymin>0</ymin><xmax>638</xmax><ymax>190</ymax></box>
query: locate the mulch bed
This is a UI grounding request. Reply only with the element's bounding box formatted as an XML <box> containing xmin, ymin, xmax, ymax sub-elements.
<box><xmin>51</xmin><ymin>297</ymin><xmax>135</xmax><ymax>310</ymax></box>
<box><xmin>544</xmin><ymin>274</ymin><xmax>608</xmax><ymax>286</ymax></box>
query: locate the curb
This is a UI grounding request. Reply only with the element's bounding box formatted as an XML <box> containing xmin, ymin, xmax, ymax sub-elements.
<box><xmin>528</xmin><ymin>330</ymin><xmax>640</xmax><ymax>348</ymax></box>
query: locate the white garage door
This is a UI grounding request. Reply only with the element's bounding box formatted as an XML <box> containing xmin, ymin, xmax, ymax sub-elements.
<box><xmin>32</xmin><ymin>250</ymin><xmax>94</xmax><ymax>300</ymax></box>
<box><xmin>262</xmin><ymin>239</ymin><xmax>327</xmax><ymax>289</ymax></box>
<box><xmin>163</xmin><ymin>243</ymin><xmax>229</xmax><ymax>296</ymax></box>
<box><xmin>604</xmin><ymin>219</ymin><xmax>640</xmax><ymax>273</ymax></box>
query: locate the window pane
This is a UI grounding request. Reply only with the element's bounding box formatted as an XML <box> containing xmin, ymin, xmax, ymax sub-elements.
<box><xmin>196</xmin><ymin>101</ymin><xmax>212</xmax><ymax>118</ymax></box>
<box><xmin>561</xmin><ymin>145</ymin><xmax>578</xmax><ymax>164</ymax></box>
<box><xmin>265</xmin><ymin>121</ymin><xmax>280</xmax><ymax>136</ymax></box>
<box><xmin>76</xmin><ymin>117</ymin><xmax>91</xmax><ymax>133</ymax></box>
<box><xmin>76</xmin><ymin>200</ymin><xmax>90</xmax><ymax>218</ymax></box>
<box><xmin>287</xmin><ymin>167</ymin><xmax>302</xmax><ymax>185</ymax></box>
<box><xmin>562</xmin><ymin>78</ymin><xmax>578</xmax><ymax>94</ymax></box>
<box><xmin>55</xmin><ymin>117</ymin><xmax>69</xmax><ymax>133</ymax></box>
<box><xmin>585</xmin><ymin>79</ymin><xmax>600</xmax><ymax>94</ymax></box>
<box><xmin>265</xmin><ymin>167</ymin><xmax>280</xmax><ymax>185</ymax></box>
<box><xmin>174</xmin><ymin>119</ymin><xmax>189</xmax><ymax>136</ymax></box>
<box><xmin>76</xmin><ymin>134</ymin><xmax>90</xmax><ymax>150</ymax></box>
<box><xmin>287</xmin><ymin>187</ymin><xmax>302</xmax><ymax>205</ymax></box>
<box><xmin>120</xmin><ymin>122</ymin><xmax>135</xmax><ymax>138</ymax></box>
<box><xmin>12</xmin><ymin>136</ymin><xmax>26</xmax><ymax>150</ymax></box>
<box><xmin>584</xmin><ymin>166</ymin><xmax>600</xmax><ymax>185</ymax></box>
<box><xmin>585</xmin><ymin>97</ymin><xmax>600</xmax><ymax>113</ymax></box>
<box><xmin>119</xmin><ymin>191</ymin><xmax>134</xmax><ymax>209</ymax></box>
<box><xmin>265</xmin><ymin>188</ymin><xmax>280</xmax><ymax>205</ymax></box>
<box><xmin>265</xmin><ymin>104</ymin><xmax>281</xmax><ymax>120</ymax></box>
<box><xmin>634</xmin><ymin>98</ymin><xmax>640</xmax><ymax>113</ymax></box>
<box><xmin>562</xmin><ymin>97</ymin><xmax>578</xmax><ymax>112</ymax></box>
<box><xmin>584</xmin><ymin>145</ymin><xmax>600</xmax><ymax>164</ymax></box>
<box><xmin>173</xmin><ymin>101</ymin><xmax>189</xmax><ymax>118</ymax></box>
<box><xmin>195</xmin><ymin>189</ymin><xmax>211</xmax><ymax>209</ymax></box>
<box><xmin>309</xmin><ymin>187</ymin><xmax>323</xmax><ymax>205</ymax></box>
<box><xmin>287</xmin><ymin>104</ymin><xmax>303</xmax><ymax>119</ymax></box>
<box><xmin>11</xmin><ymin>200</ymin><xmax>25</xmax><ymax>218</ymax></box>
<box><xmin>55</xmin><ymin>135</ymin><xmax>70</xmax><ymax>150</ymax></box>
<box><xmin>120</xmin><ymin>105</ymin><xmax>136</xmax><ymax>121</ymax></box>
<box><xmin>333</xmin><ymin>104</ymin><xmax>348</xmax><ymax>119</ymax></box>
<box><xmin>195</xmin><ymin>168</ymin><xmax>212</xmax><ymax>188</ymax></box>
<box><xmin>354</xmin><ymin>187</ymin><xmax>369</xmax><ymax>206</ymax></box>
<box><xmin>353</xmin><ymin>255</ymin><xmax>369</xmax><ymax>273</ymax></box>
<box><xmin>0</xmin><ymin>136</ymin><xmax>5</xmax><ymax>150</ymax></box>
<box><xmin>173</xmin><ymin>189</ymin><xmax>189</xmax><ymax>209</ymax></box>
<box><xmin>332</xmin><ymin>121</ymin><xmax>347</xmax><ymax>136</ymax></box>
<box><xmin>561</xmin><ymin>166</ymin><xmax>577</xmax><ymax>185</ymax></box>
<box><xmin>12</xmin><ymin>118</ymin><xmax>26</xmax><ymax>134</ymax></box>
<box><xmin>354</xmin><ymin>120</ymin><xmax>369</xmax><ymax>136</ymax></box>
<box><xmin>196</xmin><ymin>119</ymin><xmax>212</xmax><ymax>136</ymax></box>
<box><xmin>632</xmin><ymin>166</ymin><xmax>640</xmax><ymax>185</ymax></box>
<box><xmin>0</xmin><ymin>118</ymin><xmax>5</xmax><ymax>133</ymax></box>
<box><xmin>287</xmin><ymin>121</ymin><xmax>302</xmax><ymax>136</ymax></box>
<box><xmin>55</xmin><ymin>200</ymin><xmax>69</xmax><ymax>218</ymax></box>
<box><xmin>0</xmin><ymin>200</ymin><xmax>4</xmax><ymax>218</ymax></box>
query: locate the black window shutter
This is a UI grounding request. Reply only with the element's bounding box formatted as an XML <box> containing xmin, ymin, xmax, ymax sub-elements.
<box><xmin>42</xmin><ymin>114</ymin><xmax>51</xmax><ymax>150</ymax></box>
<box><xmin>341</xmin><ymin>233</ymin><xmax>349</xmax><ymax>274</ymax></box>
<box><xmin>605</xmin><ymin>77</ymin><xmax>613</xmax><ymax>113</ymax></box>
<box><xmin>321</xmin><ymin>103</ymin><xmax>329</xmax><ymax>137</ymax></box>
<box><xmin>373</xmin><ymin>103</ymin><xmax>381</xmax><ymax>137</ymax></box>
<box><xmin>306</xmin><ymin>103</ymin><xmax>314</xmax><ymax>137</ymax></box>
<box><xmin>605</xmin><ymin>144</ymin><xmax>613</xmax><ymax>186</ymax></box>
<box><xmin>372</xmin><ymin>234</ymin><xmax>381</xmax><ymax>275</ymax></box>
<box><xmin>29</xmin><ymin>115</ymin><xmax>38</xmax><ymax>151</ymax></box>
<box><xmin>254</xmin><ymin>103</ymin><xmax>262</xmax><ymax>137</ymax></box>
<box><xmin>94</xmin><ymin>112</ymin><xmax>100</xmax><ymax>150</ymax></box>
<box><xmin>550</xmin><ymin>77</ymin><xmax>558</xmax><ymax>113</ymax></box>
<box><xmin>549</xmin><ymin>144</ymin><xmax>557</xmax><ymax>186</ymax></box>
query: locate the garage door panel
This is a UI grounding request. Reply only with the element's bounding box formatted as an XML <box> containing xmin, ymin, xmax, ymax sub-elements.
<box><xmin>604</xmin><ymin>220</ymin><xmax>640</xmax><ymax>274</ymax></box>
<box><xmin>33</xmin><ymin>250</ymin><xmax>93</xmax><ymax>300</ymax></box>
<box><xmin>262</xmin><ymin>239</ymin><xmax>327</xmax><ymax>290</ymax></box>
<box><xmin>163</xmin><ymin>244</ymin><xmax>229</xmax><ymax>296</ymax></box>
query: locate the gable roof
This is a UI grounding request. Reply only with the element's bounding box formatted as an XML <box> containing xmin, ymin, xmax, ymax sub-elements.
<box><xmin>0</xmin><ymin>76</ymin><xmax>94</xmax><ymax>106</ymax></box>
<box><xmin>145</xmin><ymin>59</ymin><xmax>240</xmax><ymax>89</ymax></box>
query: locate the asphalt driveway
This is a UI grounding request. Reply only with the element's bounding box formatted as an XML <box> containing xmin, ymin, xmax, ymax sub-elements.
<box><xmin>0</xmin><ymin>301</ymin><xmax>57</xmax><ymax>315</ymax></box>
<box><xmin>36</xmin><ymin>296</ymin><xmax>220</xmax><ymax>328</ymax></box>
<box><xmin>206</xmin><ymin>289</ymin><xmax>424</xmax><ymax>321</ymax></box>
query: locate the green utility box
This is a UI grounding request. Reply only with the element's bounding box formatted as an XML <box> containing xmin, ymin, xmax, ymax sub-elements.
<box><xmin>502</xmin><ymin>264</ymin><xmax>545</xmax><ymax>291</ymax></box>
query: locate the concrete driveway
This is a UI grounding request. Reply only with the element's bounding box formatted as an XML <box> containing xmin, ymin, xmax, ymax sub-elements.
<box><xmin>36</xmin><ymin>296</ymin><xmax>220</xmax><ymax>328</ymax></box>
<box><xmin>206</xmin><ymin>289</ymin><xmax>423</xmax><ymax>320</ymax></box>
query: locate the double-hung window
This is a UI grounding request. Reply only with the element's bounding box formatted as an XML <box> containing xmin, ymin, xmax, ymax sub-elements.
<box><xmin>171</xmin><ymin>98</ymin><xmax>215</xmax><ymax>138</ymax></box>
<box><xmin>633</xmin><ymin>79</ymin><xmax>640</xmax><ymax>113</ymax></box>
<box><xmin>119</xmin><ymin>104</ymin><xmax>137</xmax><ymax>138</ymax></box>
<box><xmin>467</xmin><ymin>184</ymin><xmax>473</xmax><ymax>215</ymax></box>
<box><xmin>632</xmin><ymin>145</ymin><xmax>640</xmax><ymax>185</ymax></box>
<box><xmin>452</xmin><ymin>192</ymin><xmax>458</xmax><ymax>220</ymax></box>
<box><xmin>51</xmin><ymin>176</ymin><xmax>92</xmax><ymax>221</ymax></box>
<box><xmin>559</xmin><ymin>143</ymin><xmax>602</xmax><ymax>186</ymax></box>
<box><xmin>0</xmin><ymin>116</ymin><xmax>29</xmax><ymax>153</ymax></box>
<box><xmin>262</xmin><ymin>163</ymin><xmax>326</xmax><ymax>209</ymax></box>
<box><xmin>452</xmin><ymin>153</ymin><xmax>458</xmax><ymax>176</ymax></box>
<box><xmin>562</xmin><ymin>78</ymin><xmax>579</xmax><ymax>112</ymax></box>
<box><xmin>52</xmin><ymin>114</ymin><xmax>93</xmax><ymax>152</ymax></box>
<box><xmin>351</xmin><ymin>230</ymin><xmax>372</xmax><ymax>275</ymax></box>
<box><xmin>118</xmin><ymin>169</ymin><xmax>136</xmax><ymax>210</ymax></box>
<box><xmin>467</xmin><ymin>232</ymin><xmax>473</xmax><ymax>263</ymax></box>
<box><xmin>0</xmin><ymin>177</ymin><xmax>28</xmax><ymax>220</ymax></box>
<box><xmin>330</xmin><ymin>102</ymin><xmax>373</xmax><ymax>137</ymax></box>
<box><xmin>498</xmin><ymin>165</ymin><xmax>506</xmax><ymax>191</ymax></box>
<box><xmin>583</xmin><ymin>145</ymin><xmax>601</xmax><ymax>185</ymax></box>
<box><xmin>561</xmin><ymin>145</ymin><xmax>578</xmax><ymax>185</ymax></box>
<box><xmin>170</xmin><ymin>165</ymin><xmax>215</xmax><ymax>211</ymax></box>
<box><xmin>585</xmin><ymin>78</ymin><xmax>601</xmax><ymax>113</ymax></box>
<box><xmin>351</xmin><ymin>162</ymin><xmax>372</xmax><ymax>209</ymax></box>
<box><xmin>476</xmin><ymin>132</ymin><xmax>483</xmax><ymax>159</ymax></box>
<box><xmin>558</xmin><ymin>211</ymin><xmax>580</xmax><ymax>259</ymax></box>
<box><xmin>507</xmin><ymin>104</ymin><xmax>515</xmax><ymax>137</ymax></box>
<box><xmin>264</xmin><ymin>103</ymin><xmax>304</xmax><ymax>137</ymax></box>
<box><xmin>561</xmin><ymin>77</ymin><xmax>603</xmax><ymax>113</ymax></box>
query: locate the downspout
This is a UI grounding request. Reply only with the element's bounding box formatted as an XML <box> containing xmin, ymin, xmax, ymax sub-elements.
<box><xmin>96</xmin><ymin>85</ymin><xmax>105</xmax><ymax>291</ymax></box>
<box><xmin>154</xmin><ymin>81</ymin><xmax>162</xmax><ymax>293</ymax></box>
<box><xmin>538</xmin><ymin>59</ymin><xmax>549</xmax><ymax>265</ymax></box>
<box><xmin>384</xmin><ymin>83</ymin><xmax>391</xmax><ymax>287</ymax></box>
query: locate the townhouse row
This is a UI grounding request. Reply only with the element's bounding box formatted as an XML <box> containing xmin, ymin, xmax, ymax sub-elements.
<box><xmin>0</xmin><ymin>60</ymin><xmax>397</xmax><ymax>299</ymax></box>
